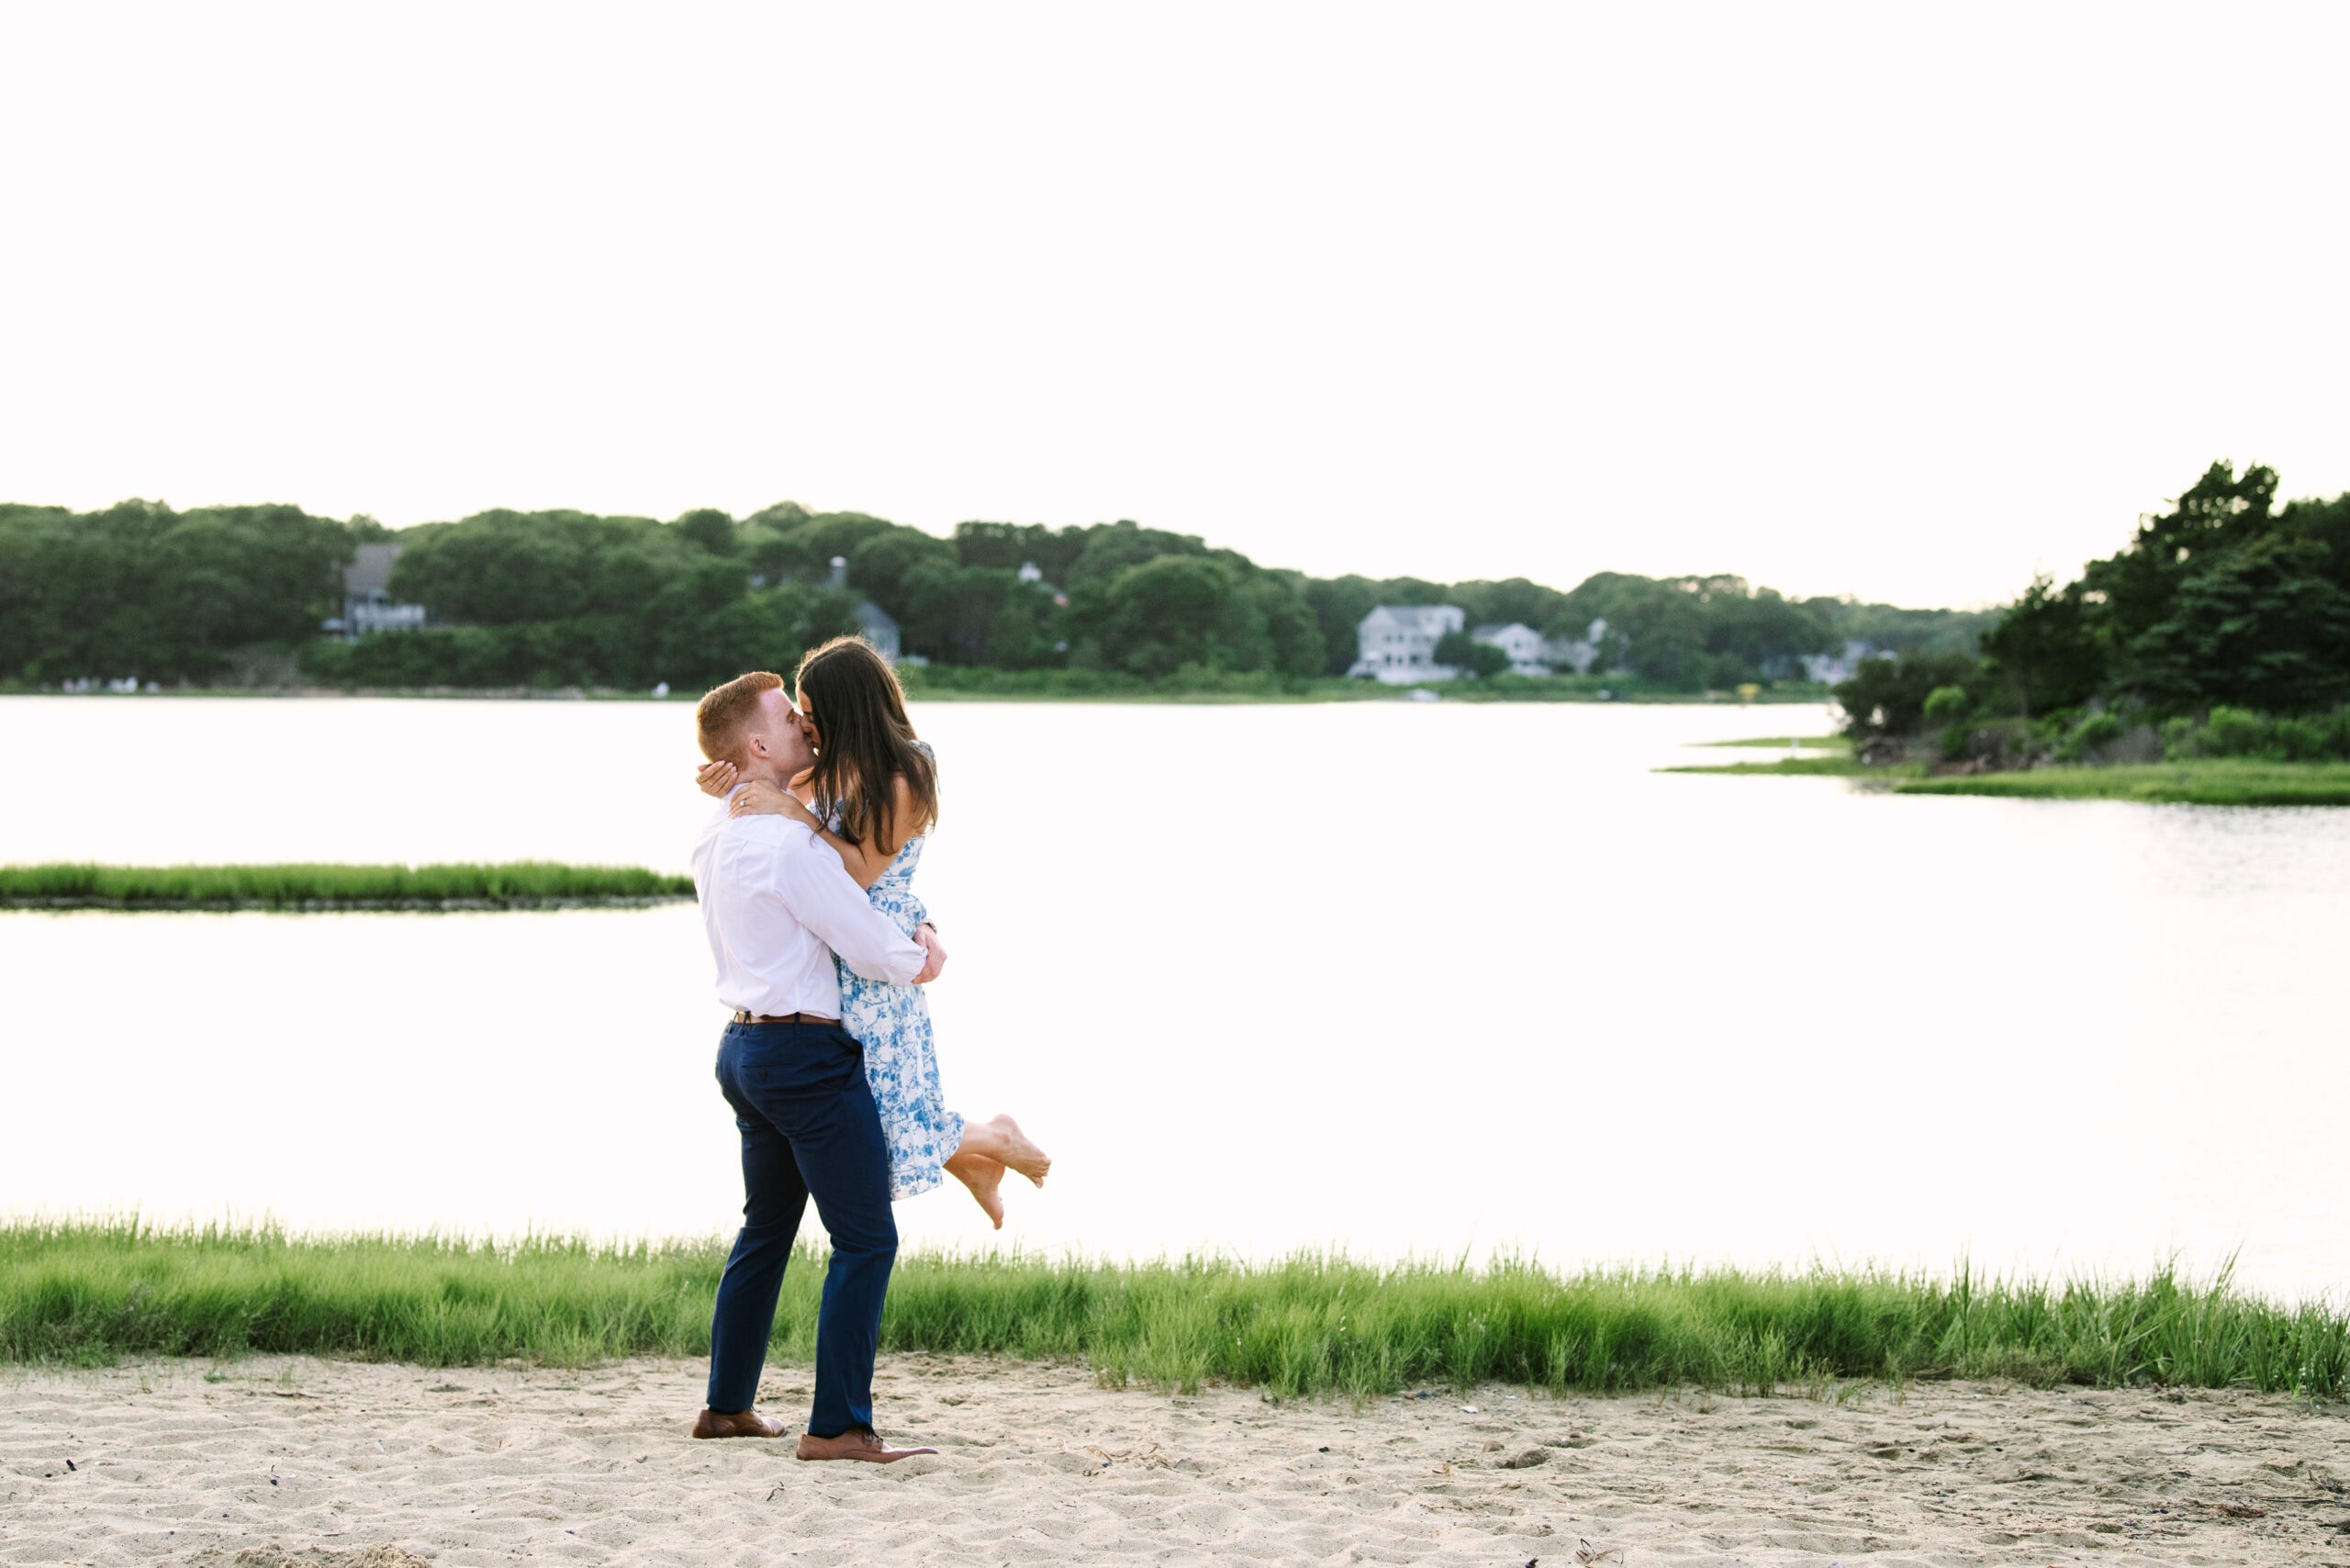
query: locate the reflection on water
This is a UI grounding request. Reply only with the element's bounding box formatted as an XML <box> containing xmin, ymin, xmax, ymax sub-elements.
<box><xmin>2</xmin><ymin>695</ymin><xmax>2344</xmax><ymax>1301</ymax></box>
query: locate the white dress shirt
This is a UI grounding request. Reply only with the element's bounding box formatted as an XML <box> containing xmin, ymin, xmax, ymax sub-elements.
<box><xmin>690</xmin><ymin>800</ymin><xmax>928</xmax><ymax>1017</ymax></box>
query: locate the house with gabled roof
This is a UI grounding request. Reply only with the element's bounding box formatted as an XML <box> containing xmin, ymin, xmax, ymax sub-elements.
<box><xmin>1348</xmin><ymin>604</ymin><xmax>1465</xmax><ymax>683</ymax></box>
<box><xmin>1471</xmin><ymin>622</ymin><xmax>1551</xmax><ymax>677</ymax></box>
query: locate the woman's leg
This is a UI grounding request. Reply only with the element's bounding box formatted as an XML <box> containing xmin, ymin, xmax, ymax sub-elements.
<box><xmin>943</xmin><ymin>1148</ymin><xmax>1006</xmax><ymax>1229</ymax></box>
<box><xmin>951</xmin><ymin>1114</ymin><xmax>1051</xmax><ymax>1187</ymax></box>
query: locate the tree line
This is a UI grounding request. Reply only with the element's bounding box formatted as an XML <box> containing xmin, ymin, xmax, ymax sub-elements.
<box><xmin>2</xmin><ymin>495</ymin><xmax>1992</xmax><ymax>693</ymax></box>
<box><xmin>1837</xmin><ymin>460</ymin><xmax>2350</xmax><ymax>757</ymax></box>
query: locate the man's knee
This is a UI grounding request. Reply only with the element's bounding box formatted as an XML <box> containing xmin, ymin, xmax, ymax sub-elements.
<box><xmin>827</xmin><ymin>1214</ymin><xmax>898</xmax><ymax>1262</ymax></box>
<box><xmin>726</xmin><ymin>1217</ymin><xmax>799</xmax><ymax>1261</ymax></box>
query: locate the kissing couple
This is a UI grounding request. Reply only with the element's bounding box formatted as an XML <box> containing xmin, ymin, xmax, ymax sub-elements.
<box><xmin>684</xmin><ymin>636</ymin><xmax>1051</xmax><ymax>1461</ymax></box>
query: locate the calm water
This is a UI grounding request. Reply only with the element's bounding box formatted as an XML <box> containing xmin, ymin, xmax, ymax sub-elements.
<box><xmin>2</xmin><ymin>695</ymin><xmax>2344</xmax><ymax>1300</ymax></box>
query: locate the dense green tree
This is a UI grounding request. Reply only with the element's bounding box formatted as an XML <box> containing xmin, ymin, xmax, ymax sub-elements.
<box><xmin>0</xmin><ymin>502</ymin><xmax>155</xmax><ymax>679</ymax></box>
<box><xmin>2283</xmin><ymin>490</ymin><xmax>2350</xmax><ymax>586</ymax></box>
<box><xmin>155</xmin><ymin>505</ymin><xmax>355</xmax><ymax>657</ymax></box>
<box><xmin>898</xmin><ymin>563</ymin><xmax>1060</xmax><ymax>667</ymax></box>
<box><xmin>1057</xmin><ymin>552</ymin><xmax>1325</xmax><ymax>679</ymax></box>
<box><xmin>1299</xmin><ymin>575</ymin><xmax>1384</xmax><ymax>674</ymax></box>
<box><xmin>1968</xmin><ymin>458</ymin><xmax>2350</xmax><ymax>718</ymax></box>
<box><xmin>387</xmin><ymin>510</ymin><xmax>696</xmax><ymax>624</ymax></box>
<box><xmin>1252</xmin><ymin>572</ymin><xmax>1329</xmax><ymax>678</ymax></box>
<box><xmin>735</xmin><ymin>508</ymin><xmax>900</xmax><ymax>588</ymax></box>
<box><xmin>834</xmin><ymin>524</ymin><xmax>957</xmax><ymax>608</ymax></box>
<box><xmin>1435</xmin><ymin>631</ymin><xmax>1510</xmax><ymax>678</ymax></box>
<box><xmin>1069</xmin><ymin>555</ymin><xmax>1238</xmax><ymax>678</ymax></box>
<box><xmin>1065</xmin><ymin>521</ymin><xmax>1225</xmax><ymax>584</ymax></box>
<box><xmin>951</xmin><ymin>521</ymin><xmax>1091</xmax><ymax>584</ymax></box>
<box><xmin>1978</xmin><ymin>573</ymin><xmax>2105</xmax><ymax>716</ymax></box>
<box><xmin>1555</xmin><ymin>573</ymin><xmax>1710</xmax><ymax>687</ymax></box>
<box><xmin>673</xmin><ymin>508</ymin><xmax>737</xmax><ymax>555</ymax></box>
<box><xmin>2081</xmin><ymin>461</ymin><xmax>2280</xmax><ymax>660</ymax></box>
<box><xmin>1807</xmin><ymin>598</ymin><xmax>1999</xmax><ymax>657</ymax></box>
<box><xmin>1833</xmin><ymin>650</ymin><xmax>1986</xmax><ymax>737</ymax></box>
<box><xmin>2129</xmin><ymin>534</ymin><xmax>2350</xmax><ymax>712</ymax></box>
<box><xmin>1699</xmin><ymin>585</ymin><xmax>1834</xmax><ymax>678</ymax></box>
<box><xmin>1448</xmin><ymin>577</ymin><xmax>1575</xmax><ymax>636</ymax></box>
<box><xmin>0</xmin><ymin>499</ymin><xmax>352</xmax><ymax>683</ymax></box>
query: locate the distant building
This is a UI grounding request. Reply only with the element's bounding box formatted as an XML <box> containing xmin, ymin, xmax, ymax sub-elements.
<box><xmin>1541</xmin><ymin>617</ymin><xmax>1609</xmax><ymax>676</ymax></box>
<box><xmin>1348</xmin><ymin>604</ymin><xmax>1466</xmax><ymax>683</ymax></box>
<box><xmin>1471</xmin><ymin>622</ymin><xmax>1551</xmax><ymax>677</ymax></box>
<box><xmin>323</xmin><ymin>543</ymin><xmax>427</xmax><ymax>640</ymax></box>
<box><xmin>826</xmin><ymin>556</ymin><xmax>902</xmax><ymax>662</ymax></box>
<box><xmin>1800</xmin><ymin>639</ymin><xmax>1878</xmax><ymax>685</ymax></box>
<box><xmin>856</xmin><ymin>602</ymin><xmax>902</xmax><ymax>661</ymax></box>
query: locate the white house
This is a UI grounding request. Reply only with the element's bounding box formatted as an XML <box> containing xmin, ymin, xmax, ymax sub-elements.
<box><xmin>1471</xmin><ymin>622</ymin><xmax>1550</xmax><ymax>677</ymax></box>
<box><xmin>323</xmin><ymin>543</ymin><xmax>427</xmax><ymax>640</ymax></box>
<box><xmin>1348</xmin><ymin>604</ymin><xmax>1466</xmax><ymax>683</ymax></box>
<box><xmin>826</xmin><ymin>556</ymin><xmax>902</xmax><ymax>661</ymax></box>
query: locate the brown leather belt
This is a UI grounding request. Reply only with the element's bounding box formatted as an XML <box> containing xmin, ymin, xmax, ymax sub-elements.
<box><xmin>732</xmin><ymin>1010</ymin><xmax>838</xmax><ymax>1025</ymax></box>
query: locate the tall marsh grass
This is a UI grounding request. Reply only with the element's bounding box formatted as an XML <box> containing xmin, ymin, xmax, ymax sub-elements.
<box><xmin>4</xmin><ymin>1223</ymin><xmax>2340</xmax><ymax>1399</ymax></box>
<box><xmin>0</xmin><ymin>862</ymin><xmax>693</xmax><ymax>909</ymax></box>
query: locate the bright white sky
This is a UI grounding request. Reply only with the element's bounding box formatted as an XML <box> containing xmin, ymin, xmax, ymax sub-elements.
<box><xmin>4</xmin><ymin>3</ymin><xmax>2344</xmax><ymax>608</ymax></box>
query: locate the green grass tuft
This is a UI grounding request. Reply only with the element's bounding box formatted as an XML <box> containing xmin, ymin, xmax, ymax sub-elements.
<box><xmin>0</xmin><ymin>862</ymin><xmax>694</xmax><ymax>910</ymax></box>
<box><xmin>3</xmin><ymin>1223</ymin><xmax>2340</xmax><ymax>1399</ymax></box>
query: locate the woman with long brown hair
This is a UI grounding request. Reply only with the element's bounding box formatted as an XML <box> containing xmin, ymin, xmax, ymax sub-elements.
<box><xmin>695</xmin><ymin>636</ymin><xmax>1049</xmax><ymax>1226</ymax></box>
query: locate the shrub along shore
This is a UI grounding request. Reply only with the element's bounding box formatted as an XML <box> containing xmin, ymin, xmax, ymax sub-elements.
<box><xmin>0</xmin><ymin>862</ymin><xmax>693</xmax><ymax>911</ymax></box>
<box><xmin>4</xmin><ymin>1224</ymin><xmax>2340</xmax><ymax>1401</ymax></box>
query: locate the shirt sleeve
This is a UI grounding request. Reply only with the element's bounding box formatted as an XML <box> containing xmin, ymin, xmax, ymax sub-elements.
<box><xmin>768</xmin><ymin>827</ymin><xmax>929</xmax><ymax>985</ymax></box>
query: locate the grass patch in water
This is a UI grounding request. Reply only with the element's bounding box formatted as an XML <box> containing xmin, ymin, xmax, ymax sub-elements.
<box><xmin>1695</xmin><ymin>734</ymin><xmax>1850</xmax><ymax>750</ymax></box>
<box><xmin>1663</xmin><ymin>752</ymin><xmax>2350</xmax><ymax>802</ymax></box>
<box><xmin>1663</xmin><ymin>756</ymin><xmax>1908</xmax><ymax>778</ymax></box>
<box><xmin>0</xmin><ymin>862</ymin><xmax>694</xmax><ymax>910</ymax></box>
<box><xmin>1893</xmin><ymin>760</ymin><xmax>2350</xmax><ymax>806</ymax></box>
<box><xmin>3</xmin><ymin>1222</ymin><xmax>2340</xmax><ymax>1400</ymax></box>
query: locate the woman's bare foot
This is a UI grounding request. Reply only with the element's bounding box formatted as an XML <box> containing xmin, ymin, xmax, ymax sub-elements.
<box><xmin>989</xmin><ymin>1114</ymin><xmax>1051</xmax><ymax>1187</ymax></box>
<box><xmin>945</xmin><ymin>1150</ymin><xmax>1005</xmax><ymax>1229</ymax></box>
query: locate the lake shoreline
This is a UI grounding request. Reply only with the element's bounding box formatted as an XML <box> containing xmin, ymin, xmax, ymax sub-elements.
<box><xmin>8</xmin><ymin>698</ymin><xmax>2341</xmax><ymax>1312</ymax></box>
<box><xmin>0</xmin><ymin>683</ymin><xmax>1836</xmax><ymax>706</ymax></box>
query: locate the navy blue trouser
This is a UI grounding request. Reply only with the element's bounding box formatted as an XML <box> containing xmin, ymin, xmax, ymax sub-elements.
<box><xmin>705</xmin><ymin>1020</ymin><xmax>898</xmax><ymax>1437</ymax></box>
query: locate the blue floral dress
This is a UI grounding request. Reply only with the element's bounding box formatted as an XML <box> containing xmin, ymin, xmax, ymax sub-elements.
<box><xmin>832</xmin><ymin>765</ymin><xmax>962</xmax><ymax>1201</ymax></box>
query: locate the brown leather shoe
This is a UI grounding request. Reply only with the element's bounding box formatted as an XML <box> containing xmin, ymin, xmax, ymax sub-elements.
<box><xmin>795</xmin><ymin>1426</ymin><xmax>938</xmax><ymax>1462</ymax></box>
<box><xmin>692</xmin><ymin>1406</ymin><xmax>789</xmax><ymax>1439</ymax></box>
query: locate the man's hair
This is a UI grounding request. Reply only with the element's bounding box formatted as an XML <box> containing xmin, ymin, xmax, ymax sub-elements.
<box><xmin>696</xmin><ymin>671</ymin><xmax>785</xmax><ymax>762</ymax></box>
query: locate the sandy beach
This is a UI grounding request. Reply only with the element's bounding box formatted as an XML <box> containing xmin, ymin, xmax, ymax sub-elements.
<box><xmin>4</xmin><ymin>1357</ymin><xmax>2345</xmax><ymax>1566</ymax></box>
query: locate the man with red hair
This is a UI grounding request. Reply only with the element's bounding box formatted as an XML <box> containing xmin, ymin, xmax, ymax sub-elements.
<box><xmin>687</xmin><ymin>671</ymin><xmax>944</xmax><ymax>1462</ymax></box>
